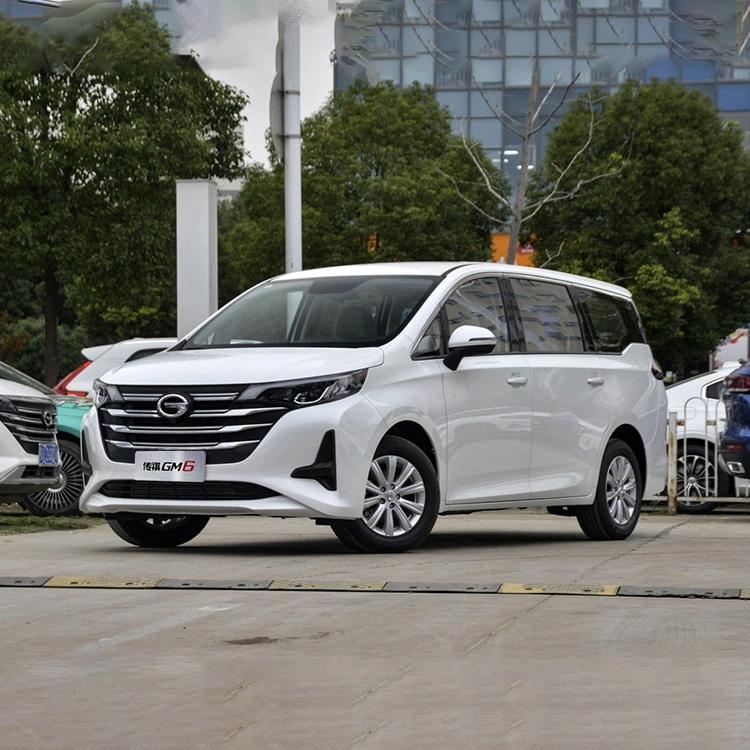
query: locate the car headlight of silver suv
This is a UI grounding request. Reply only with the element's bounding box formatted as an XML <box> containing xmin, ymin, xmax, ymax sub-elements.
<box><xmin>92</xmin><ymin>380</ymin><xmax>122</xmax><ymax>409</ymax></box>
<box><xmin>241</xmin><ymin>369</ymin><xmax>368</xmax><ymax>408</ymax></box>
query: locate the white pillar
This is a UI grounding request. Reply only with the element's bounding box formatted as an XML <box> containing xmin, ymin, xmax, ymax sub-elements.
<box><xmin>176</xmin><ymin>179</ymin><xmax>218</xmax><ymax>338</ymax></box>
<box><xmin>281</xmin><ymin>10</ymin><xmax>302</xmax><ymax>274</ymax></box>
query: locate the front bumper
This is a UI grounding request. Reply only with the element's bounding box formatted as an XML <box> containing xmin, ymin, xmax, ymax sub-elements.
<box><xmin>78</xmin><ymin>396</ymin><xmax>386</xmax><ymax>519</ymax></box>
<box><xmin>0</xmin><ymin>459</ymin><xmax>60</xmax><ymax>495</ymax></box>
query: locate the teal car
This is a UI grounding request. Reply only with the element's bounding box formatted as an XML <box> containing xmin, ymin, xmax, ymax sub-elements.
<box><xmin>0</xmin><ymin>361</ymin><xmax>89</xmax><ymax>516</ymax></box>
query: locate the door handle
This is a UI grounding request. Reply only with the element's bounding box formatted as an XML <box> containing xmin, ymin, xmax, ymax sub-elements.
<box><xmin>587</xmin><ymin>377</ymin><xmax>605</xmax><ymax>386</ymax></box>
<box><xmin>507</xmin><ymin>376</ymin><xmax>528</xmax><ymax>386</ymax></box>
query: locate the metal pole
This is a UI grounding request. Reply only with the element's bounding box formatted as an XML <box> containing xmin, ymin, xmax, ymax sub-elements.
<box><xmin>667</xmin><ymin>410</ymin><xmax>678</xmax><ymax>515</ymax></box>
<box><xmin>281</xmin><ymin>10</ymin><xmax>302</xmax><ymax>274</ymax></box>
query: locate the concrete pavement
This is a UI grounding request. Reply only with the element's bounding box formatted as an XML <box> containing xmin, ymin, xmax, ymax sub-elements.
<box><xmin>1</xmin><ymin>507</ymin><xmax>750</xmax><ymax>749</ymax></box>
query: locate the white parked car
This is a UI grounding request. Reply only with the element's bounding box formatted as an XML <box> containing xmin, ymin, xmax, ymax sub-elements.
<box><xmin>79</xmin><ymin>262</ymin><xmax>668</xmax><ymax>553</ymax></box>
<box><xmin>54</xmin><ymin>337</ymin><xmax>177</xmax><ymax>398</ymax></box>
<box><xmin>666</xmin><ymin>361</ymin><xmax>741</xmax><ymax>513</ymax></box>
<box><xmin>0</xmin><ymin>376</ymin><xmax>60</xmax><ymax>498</ymax></box>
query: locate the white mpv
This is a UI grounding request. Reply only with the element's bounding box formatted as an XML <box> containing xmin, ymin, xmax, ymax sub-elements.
<box><xmin>79</xmin><ymin>262</ymin><xmax>668</xmax><ymax>553</ymax></box>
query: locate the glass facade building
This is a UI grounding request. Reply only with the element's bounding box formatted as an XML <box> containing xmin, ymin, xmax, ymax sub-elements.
<box><xmin>334</xmin><ymin>0</ymin><xmax>750</xmax><ymax>180</ymax></box>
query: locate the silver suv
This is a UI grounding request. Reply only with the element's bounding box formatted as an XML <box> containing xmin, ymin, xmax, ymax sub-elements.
<box><xmin>0</xmin><ymin>375</ymin><xmax>60</xmax><ymax>498</ymax></box>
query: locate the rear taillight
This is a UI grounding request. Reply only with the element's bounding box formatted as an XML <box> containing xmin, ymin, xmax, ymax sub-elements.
<box><xmin>724</xmin><ymin>373</ymin><xmax>750</xmax><ymax>394</ymax></box>
<box><xmin>54</xmin><ymin>360</ymin><xmax>92</xmax><ymax>396</ymax></box>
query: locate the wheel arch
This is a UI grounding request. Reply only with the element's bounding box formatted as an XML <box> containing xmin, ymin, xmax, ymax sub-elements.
<box><xmin>383</xmin><ymin>420</ymin><xmax>438</xmax><ymax>473</ymax></box>
<box><xmin>610</xmin><ymin>424</ymin><xmax>646</xmax><ymax>484</ymax></box>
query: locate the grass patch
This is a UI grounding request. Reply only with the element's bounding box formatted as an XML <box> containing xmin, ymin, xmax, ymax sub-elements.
<box><xmin>0</xmin><ymin>503</ymin><xmax>104</xmax><ymax>535</ymax></box>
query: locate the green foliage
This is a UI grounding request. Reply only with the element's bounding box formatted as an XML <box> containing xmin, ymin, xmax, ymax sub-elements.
<box><xmin>221</xmin><ymin>80</ymin><xmax>508</xmax><ymax>297</ymax></box>
<box><xmin>526</xmin><ymin>79</ymin><xmax>750</xmax><ymax>369</ymax></box>
<box><xmin>3</xmin><ymin>316</ymin><xmax>90</xmax><ymax>383</ymax></box>
<box><xmin>0</xmin><ymin>4</ymin><xmax>247</xmax><ymax>381</ymax></box>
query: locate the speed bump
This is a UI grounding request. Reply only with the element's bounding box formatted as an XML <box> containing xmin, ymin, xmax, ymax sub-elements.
<box><xmin>43</xmin><ymin>576</ymin><xmax>162</xmax><ymax>589</ymax></box>
<box><xmin>0</xmin><ymin>576</ymin><xmax>51</xmax><ymax>587</ymax></box>
<box><xmin>268</xmin><ymin>580</ymin><xmax>387</xmax><ymax>591</ymax></box>
<box><xmin>499</xmin><ymin>583</ymin><xmax>619</xmax><ymax>596</ymax></box>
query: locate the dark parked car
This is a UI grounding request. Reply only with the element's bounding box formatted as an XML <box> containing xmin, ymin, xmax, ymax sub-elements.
<box><xmin>719</xmin><ymin>364</ymin><xmax>750</xmax><ymax>480</ymax></box>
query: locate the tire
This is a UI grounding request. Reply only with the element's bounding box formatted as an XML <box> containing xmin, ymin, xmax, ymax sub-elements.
<box><xmin>106</xmin><ymin>515</ymin><xmax>209</xmax><ymax>548</ymax></box>
<box><xmin>330</xmin><ymin>436</ymin><xmax>439</xmax><ymax>553</ymax></box>
<box><xmin>21</xmin><ymin>438</ymin><xmax>84</xmax><ymax>516</ymax></box>
<box><xmin>675</xmin><ymin>443</ymin><xmax>724</xmax><ymax>515</ymax></box>
<box><xmin>576</xmin><ymin>439</ymin><xmax>642</xmax><ymax>541</ymax></box>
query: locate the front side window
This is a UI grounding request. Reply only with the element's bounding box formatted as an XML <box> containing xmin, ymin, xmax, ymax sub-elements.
<box><xmin>510</xmin><ymin>278</ymin><xmax>584</xmax><ymax>353</ymax></box>
<box><xmin>183</xmin><ymin>276</ymin><xmax>439</xmax><ymax>349</ymax></box>
<box><xmin>443</xmin><ymin>276</ymin><xmax>510</xmax><ymax>354</ymax></box>
<box><xmin>574</xmin><ymin>288</ymin><xmax>646</xmax><ymax>353</ymax></box>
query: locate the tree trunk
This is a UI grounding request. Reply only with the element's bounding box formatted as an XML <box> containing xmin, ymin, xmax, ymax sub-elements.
<box><xmin>44</xmin><ymin>264</ymin><xmax>59</xmax><ymax>387</ymax></box>
<box><xmin>507</xmin><ymin>67</ymin><xmax>539</xmax><ymax>265</ymax></box>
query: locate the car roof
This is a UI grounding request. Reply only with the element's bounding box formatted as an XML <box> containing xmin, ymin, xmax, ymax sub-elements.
<box><xmin>275</xmin><ymin>262</ymin><xmax>632</xmax><ymax>298</ymax></box>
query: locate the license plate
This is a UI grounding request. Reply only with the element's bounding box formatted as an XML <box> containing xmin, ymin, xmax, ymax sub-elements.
<box><xmin>38</xmin><ymin>443</ymin><xmax>59</xmax><ymax>466</ymax></box>
<box><xmin>134</xmin><ymin>451</ymin><xmax>206</xmax><ymax>482</ymax></box>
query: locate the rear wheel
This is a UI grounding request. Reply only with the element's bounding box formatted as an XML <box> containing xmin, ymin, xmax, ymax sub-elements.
<box><xmin>675</xmin><ymin>443</ymin><xmax>723</xmax><ymax>515</ymax></box>
<box><xmin>330</xmin><ymin>436</ymin><xmax>439</xmax><ymax>553</ymax></box>
<box><xmin>576</xmin><ymin>439</ymin><xmax>642</xmax><ymax>541</ymax></box>
<box><xmin>106</xmin><ymin>515</ymin><xmax>209</xmax><ymax>548</ymax></box>
<box><xmin>21</xmin><ymin>438</ymin><xmax>84</xmax><ymax>516</ymax></box>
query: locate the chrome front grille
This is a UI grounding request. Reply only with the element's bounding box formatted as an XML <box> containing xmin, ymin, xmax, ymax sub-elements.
<box><xmin>0</xmin><ymin>398</ymin><xmax>57</xmax><ymax>455</ymax></box>
<box><xmin>98</xmin><ymin>385</ymin><xmax>288</xmax><ymax>465</ymax></box>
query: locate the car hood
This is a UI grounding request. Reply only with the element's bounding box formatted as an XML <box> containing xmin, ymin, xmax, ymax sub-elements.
<box><xmin>0</xmin><ymin>378</ymin><xmax>54</xmax><ymax>401</ymax></box>
<box><xmin>101</xmin><ymin>347</ymin><xmax>386</xmax><ymax>387</ymax></box>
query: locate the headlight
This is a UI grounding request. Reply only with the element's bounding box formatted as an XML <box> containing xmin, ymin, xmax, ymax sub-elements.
<box><xmin>242</xmin><ymin>369</ymin><xmax>368</xmax><ymax>408</ymax></box>
<box><xmin>92</xmin><ymin>380</ymin><xmax>121</xmax><ymax>409</ymax></box>
<box><xmin>0</xmin><ymin>395</ymin><xmax>18</xmax><ymax>414</ymax></box>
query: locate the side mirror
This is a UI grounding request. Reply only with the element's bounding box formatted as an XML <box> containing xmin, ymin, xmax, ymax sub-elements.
<box><xmin>444</xmin><ymin>325</ymin><xmax>496</xmax><ymax>371</ymax></box>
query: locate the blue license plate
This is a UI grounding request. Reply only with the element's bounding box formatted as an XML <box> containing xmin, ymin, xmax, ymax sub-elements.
<box><xmin>38</xmin><ymin>443</ymin><xmax>59</xmax><ymax>466</ymax></box>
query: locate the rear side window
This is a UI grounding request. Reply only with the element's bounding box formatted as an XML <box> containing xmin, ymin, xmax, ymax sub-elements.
<box><xmin>510</xmin><ymin>278</ymin><xmax>584</xmax><ymax>353</ymax></box>
<box><xmin>574</xmin><ymin>288</ymin><xmax>645</xmax><ymax>353</ymax></box>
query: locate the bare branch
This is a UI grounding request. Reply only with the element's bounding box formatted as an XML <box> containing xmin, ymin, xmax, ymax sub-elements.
<box><xmin>471</xmin><ymin>78</ymin><xmax>524</xmax><ymax>135</ymax></box>
<box><xmin>641</xmin><ymin>3</ymin><xmax>692</xmax><ymax>60</ymax></box>
<box><xmin>412</xmin><ymin>0</ymin><xmax>451</xmax><ymax>33</ymax></box>
<box><xmin>436</xmin><ymin>162</ymin><xmax>509</xmax><ymax>227</ymax></box>
<box><xmin>530</xmin><ymin>72</ymin><xmax>581</xmax><ymax>135</ymax></box>
<box><xmin>62</xmin><ymin>37</ymin><xmax>99</xmax><ymax>76</ymax></box>
<box><xmin>540</xmin><ymin>17</ymin><xmax>571</xmax><ymax>55</ymax></box>
<box><xmin>444</xmin><ymin>118</ymin><xmax>512</xmax><ymax>214</ymax></box>
<box><xmin>522</xmin><ymin>96</ymin><xmax>626</xmax><ymax>224</ymax></box>
<box><xmin>404</xmin><ymin>15</ymin><xmax>453</xmax><ymax>67</ymax></box>
<box><xmin>537</xmin><ymin>241</ymin><xmax>564</xmax><ymax>268</ymax></box>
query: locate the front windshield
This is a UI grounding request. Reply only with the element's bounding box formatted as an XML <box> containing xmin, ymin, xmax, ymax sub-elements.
<box><xmin>0</xmin><ymin>361</ymin><xmax>52</xmax><ymax>394</ymax></box>
<box><xmin>184</xmin><ymin>275</ymin><xmax>439</xmax><ymax>348</ymax></box>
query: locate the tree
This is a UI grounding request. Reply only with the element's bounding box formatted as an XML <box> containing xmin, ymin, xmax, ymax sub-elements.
<box><xmin>221</xmin><ymin>79</ymin><xmax>507</xmax><ymax>298</ymax></box>
<box><xmin>524</xmin><ymin>78</ymin><xmax>750</xmax><ymax>370</ymax></box>
<box><xmin>0</xmin><ymin>5</ymin><xmax>247</xmax><ymax>383</ymax></box>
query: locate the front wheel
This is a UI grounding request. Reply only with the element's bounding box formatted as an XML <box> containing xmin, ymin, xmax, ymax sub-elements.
<box><xmin>106</xmin><ymin>515</ymin><xmax>209</xmax><ymax>548</ymax></box>
<box><xmin>330</xmin><ymin>436</ymin><xmax>439</xmax><ymax>553</ymax></box>
<box><xmin>21</xmin><ymin>439</ymin><xmax>84</xmax><ymax>516</ymax></box>
<box><xmin>576</xmin><ymin>439</ymin><xmax>642</xmax><ymax>541</ymax></box>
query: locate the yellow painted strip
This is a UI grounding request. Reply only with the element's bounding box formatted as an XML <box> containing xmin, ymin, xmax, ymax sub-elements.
<box><xmin>44</xmin><ymin>576</ymin><xmax>162</xmax><ymax>589</ymax></box>
<box><xmin>499</xmin><ymin>583</ymin><xmax>619</xmax><ymax>596</ymax></box>
<box><xmin>740</xmin><ymin>590</ymin><xmax>750</xmax><ymax>599</ymax></box>
<box><xmin>269</xmin><ymin>580</ymin><xmax>387</xmax><ymax>591</ymax></box>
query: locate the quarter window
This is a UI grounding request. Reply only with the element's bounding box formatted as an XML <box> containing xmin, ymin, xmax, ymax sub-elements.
<box><xmin>510</xmin><ymin>278</ymin><xmax>584</xmax><ymax>353</ymax></box>
<box><xmin>574</xmin><ymin>288</ymin><xmax>645</xmax><ymax>353</ymax></box>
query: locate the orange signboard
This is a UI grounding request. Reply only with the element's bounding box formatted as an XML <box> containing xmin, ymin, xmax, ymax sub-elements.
<box><xmin>490</xmin><ymin>233</ymin><xmax>536</xmax><ymax>266</ymax></box>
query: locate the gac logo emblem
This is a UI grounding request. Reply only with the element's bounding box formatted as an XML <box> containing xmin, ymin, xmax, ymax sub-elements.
<box><xmin>156</xmin><ymin>394</ymin><xmax>190</xmax><ymax>419</ymax></box>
